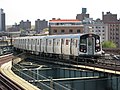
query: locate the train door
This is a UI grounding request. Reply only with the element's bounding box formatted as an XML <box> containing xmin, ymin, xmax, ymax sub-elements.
<box><xmin>87</xmin><ymin>37</ymin><xmax>94</xmax><ymax>55</ymax></box>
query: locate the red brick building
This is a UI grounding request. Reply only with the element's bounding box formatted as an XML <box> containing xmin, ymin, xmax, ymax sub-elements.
<box><xmin>49</xmin><ymin>18</ymin><xmax>84</xmax><ymax>35</ymax></box>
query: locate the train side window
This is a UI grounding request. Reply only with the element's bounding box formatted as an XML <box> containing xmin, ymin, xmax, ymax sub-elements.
<box><xmin>29</xmin><ymin>39</ymin><xmax>31</xmax><ymax>44</ymax></box>
<box><xmin>31</xmin><ymin>39</ymin><xmax>32</xmax><ymax>44</ymax></box>
<box><xmin>66</xmin><ymin>39</ymin><xmax>68</xmax><ymax>45</ymax></box>
<box><xmin>76</xmin><ymin>40</ymin><xmax>78</xmax><ymax>47</ymax></box>
<box><xmin>31</xmin><ymin>39</ymin><xmax>33</xmax><ymax>44</ymax></box>
<box><xmin>62</xmin><ymin>39</ymin><xmax>64</xmax><ymax>44</ymax></box>
<box><xmin>53</xmin><ymin>39</ymin><xmax>56</xmax><ymax>45</ymax></box>
<box><xmin>22</xmin><ymin>39</ymin><xmax>23</xmax><ymax>44</ymax></box>
<box><xmin>23</xmin><ymin>39</ymin><xmax>24</xmax><ymax>44</ymax></box>
<box><xmin>20</xmin><ymin>39</ymin><xmax>21</xmax><ymax>44</ymax></box>
<box><xmin>49</xmin><ymin>40</ymin><xmax>51</xmax><ymax>45</ymax></box>
<box><xmin>57</xmin><ymin>39</ymin><xmax>60</xmax><ymax>45</ymax></box>
<box><xmin>72</xmin><ymin>39</ymin><xmax>74</xmax><ymax>45</ymax></box>
<box><xmin>21</xmin><ymin>39</ymin><xmax>22</xmax><ymax>44</ymax></box>
<box><xmin>46</xmin><ymin>39</ymin><xmax>48</xmax><ymax>45</ymax></box>
<box><xmin>37</xmin><ymin>39</ymin><xmax>39</xmax><ymax>44</ymax></box>
<box><xmin>40</xmin><ymin>39</ymin><xmax>42</xmax><ymax>45</ymax></box>
<box><xmin>73</xmin><ymin>39</ymin><xmax>76</xmax><ymax>46</ymax></box>
<box><xmin>35</xmin><ymin>39</ymin><xmax>37</xmax><ymax>45</ymax></box>
<box><xmin>28</xmin><ymin>39</ymin><xmax>29</xmax><ymax>44</ymax></box>
<box><xmin>38</xmin><ymin>39</ymin><xmax>40</xmax><ymax>45</ymax></box>
<box><xmin>33</xmin><ymin>39</ymin><xmax>35</xmax><ymax>44</ymax></box>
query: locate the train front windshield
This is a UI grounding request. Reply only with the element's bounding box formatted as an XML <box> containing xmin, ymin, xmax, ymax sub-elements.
<box><xmin>79</xmin><ymin>34</ymin><xmax>101</xmax><ymax>54</ymax></box>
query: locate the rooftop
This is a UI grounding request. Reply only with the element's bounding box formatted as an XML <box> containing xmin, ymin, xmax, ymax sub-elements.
<box><xmin>49</xmin><ymin>18</ymin><xmax>81</xmax><ymax>22</ymax></box>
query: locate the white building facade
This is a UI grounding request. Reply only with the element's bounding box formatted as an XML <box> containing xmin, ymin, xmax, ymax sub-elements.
<box><xmin>84</xmin><ymin>21</ymin><xmax>108</xmax><ymax>42</ymax></box>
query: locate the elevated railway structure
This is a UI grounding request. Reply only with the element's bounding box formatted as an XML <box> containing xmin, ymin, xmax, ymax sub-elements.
<box><xmin>0</xmin><ymin>47</ymin><xmax>120</xmax><ymax>90</ymax></box>
<box><xmin>25</xmin><ymin>53</ymin><xmax>120</xmax><ymax>75</ymax></box>
<box><xmin>13</xmin><ymin>52</ymin><xmax>120</xmax><ymax>90</ymax></box>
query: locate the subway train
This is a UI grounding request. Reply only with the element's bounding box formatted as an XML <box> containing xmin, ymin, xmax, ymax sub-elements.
<box><xmin>13</xmin><ymin>33</ymin><xmax>103</xmax><ymax>61</ymax></box>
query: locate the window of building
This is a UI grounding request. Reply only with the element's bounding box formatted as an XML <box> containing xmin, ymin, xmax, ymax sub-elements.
<box><xmin>54</xmin><ymin>29</ymin><xmax>57</xmax><ymax>33</ymax></box>
<box><xmin>116</xmin><ymin>28</ymin><xmax>119</xmax><ymax>31</ymax></box>
<box><xmin>69</xmin><ymin>29</ymin><xmax>73</xmax><ymax>33</ymax></box>
<box><xmin>116</xmin><ymin>37</ymin><xmax>119</xmax><ymax>39</ymax></box>
<box><xmin>61</xmin><ymin>30</ymin><xmax>65</xmax><ymax>33</ymax></box>
<box><xmin>116</xmin><ymin>24</ymin><xmax>119</xmax><ymax>27</ymax></box>
<box><xmin>77</xmin><ymin>29</ymin><xmax>80</xmax><ymax>33</ymax></box>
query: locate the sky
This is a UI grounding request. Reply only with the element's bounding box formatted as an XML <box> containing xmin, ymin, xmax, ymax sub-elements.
<box><xmin>0</xmin><ymin>0</ymin><xmax>120</xmax><ymax>25</ymax></box>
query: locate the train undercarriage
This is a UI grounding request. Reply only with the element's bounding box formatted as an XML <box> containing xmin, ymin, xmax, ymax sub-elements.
<box><xmin>14</xmin><ymin>48</ymin><xmax>104</xmax><ymax>64</ymax></box>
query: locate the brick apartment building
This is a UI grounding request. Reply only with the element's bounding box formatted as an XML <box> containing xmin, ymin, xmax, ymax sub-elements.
<box><xmin>102</xmin><ymin>12</ymin><xmax>120</xmax><ymax>48</ymax></box>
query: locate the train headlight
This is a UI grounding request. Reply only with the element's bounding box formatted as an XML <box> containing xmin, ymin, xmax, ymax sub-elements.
<box><xmin>84</xmin><ymin>50</ymin><xmax>86</xmax><ymax>52</ymax></box>
<box><xmin>96</xmin><ymin>44</ymin><xmax>100</xmax><ymax>47</ymax></box>
<box><xmin>96</xmin><ymin>39</ymin><xmax>99</xmax><ymax>44</ymax></box>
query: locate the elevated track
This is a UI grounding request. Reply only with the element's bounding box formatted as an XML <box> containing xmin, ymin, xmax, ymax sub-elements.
<box><xmin>26</xmin><ymin>53</ymin><xmax>120</xmax><ymax>75</ymax></box>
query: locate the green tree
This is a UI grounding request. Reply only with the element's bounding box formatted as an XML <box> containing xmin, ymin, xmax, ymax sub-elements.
<box><xmin>102</xmin><ymin>41</ymin><xmax>117</xmax><ymax>48</ymax></box>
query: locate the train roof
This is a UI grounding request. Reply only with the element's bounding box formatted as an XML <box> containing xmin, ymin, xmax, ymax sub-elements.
<box><xmin>45</xmin><ymin>34</ymin><xmax>83</xmax><ymax>39</ymax></box>
<box><xmin>14</xmin><ymin>33</ymin><xmax>98</xmax><ymax>40</ymax></box>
